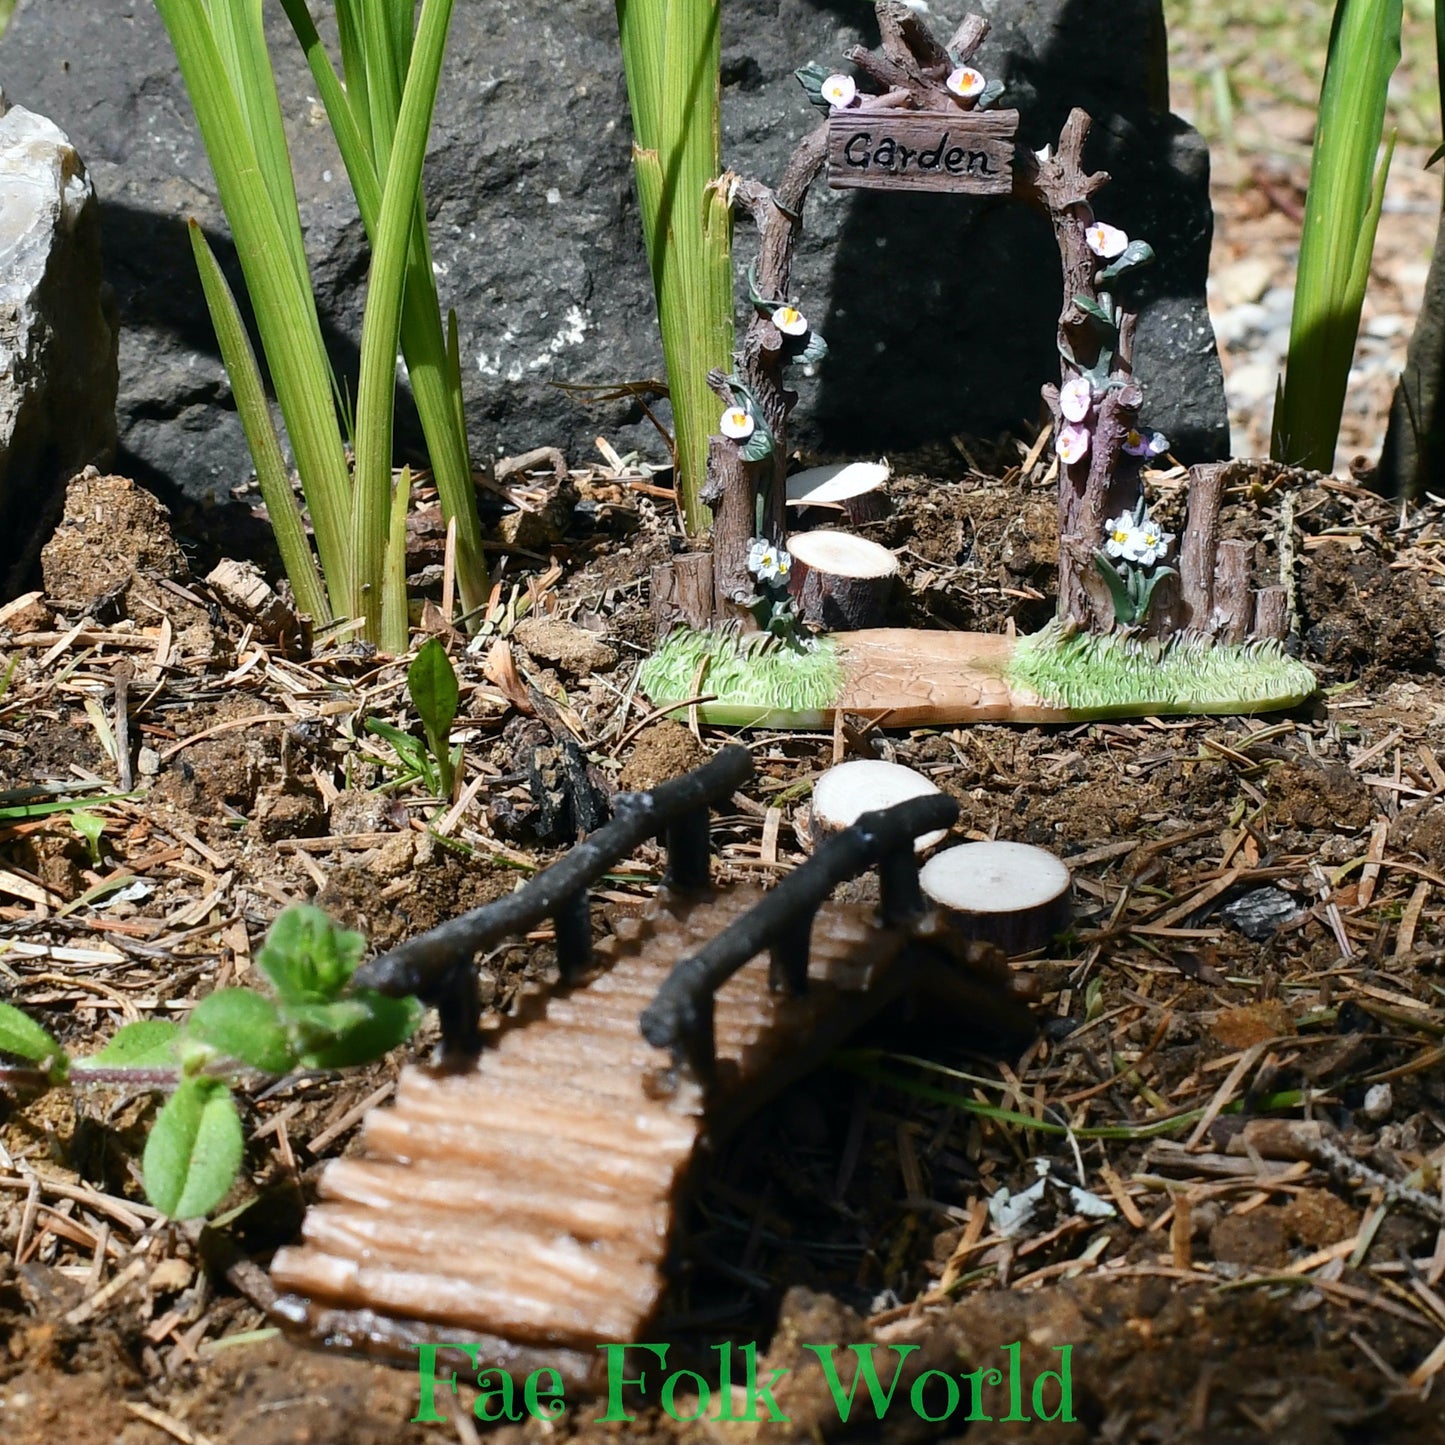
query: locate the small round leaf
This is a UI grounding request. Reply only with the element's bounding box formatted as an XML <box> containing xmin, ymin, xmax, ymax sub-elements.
<box><xmin>0</xmin><ymin>1001</ymin><xmax>67</xmax><ymax>1079</ymax></box>
<box><xmin>299</xmin><ymin>991</ymin><xmax>423</xmax><ymax>1070</ymax></box>
<box><xmin>74</xmin><ymin>1019</ymin><xmax>180</xmax><ymax>1071</ymax></box>
<box><xmin>257</xmin><ymin>905</ymin><xmax>367</xmax><ymax>1004</ymax></box>
<box><xmin>186</xmin><ymin>989</ymin><xmax>294</xmax><ymax>1074</ymax></box>
<box><xmin>143</xmin><ymin>1078</ymin><xmax>245</xmax><ymax>1220</ymax></box>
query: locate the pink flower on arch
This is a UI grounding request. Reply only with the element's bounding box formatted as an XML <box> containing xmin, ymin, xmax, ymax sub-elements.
<box><xmin>1059</xmin><ymin>377</ymin><xmax>1093</xmax><ymax>423</ymax></box>
<box><xmin>1085</xmin><ymin>222</ymin><xmax>1129</xmax><ymax>259</ymax></box>
<box><xmin>1056</xmin><ymin>423</ymin><xmax>1090</xmax><ymax>466</ymax></box>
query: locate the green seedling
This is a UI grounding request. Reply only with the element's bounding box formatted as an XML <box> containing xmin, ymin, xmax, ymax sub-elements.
<box><xmin>364</xmin><ymin>637</ymin><xmax>462</xmax><ymax>799</ymax></box>
<box><xmin>0</xmin><ymin>905</ymin><xmax>420</xmax><ymax>1219</ymax></box>
<box><xmin>364</xmin><ymin>717</ymin><xmax>435</xmax><ymax>790</ymax></box>
<box><xmin>68</xmin><ymin>810</ymin><xmax>107</xmax><ymax>867</ymax></box>
<box><xmin>407</xmin><ymin>637</ymin><xmax>462</xmax><ymax>798</ymax></box>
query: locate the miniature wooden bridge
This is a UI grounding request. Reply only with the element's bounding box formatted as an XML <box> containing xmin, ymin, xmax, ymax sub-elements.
<box><xmin>270</xmin><ymin>748</ymin><xmax>1033</xmax><ymax>1386</ymax></box>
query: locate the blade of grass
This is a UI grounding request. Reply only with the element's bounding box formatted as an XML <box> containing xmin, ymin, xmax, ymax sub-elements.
<box><xmin>206</xmin><ymin>0</ymin><xmax>311</xmax><ymax>309</ymax></box>
<box><xmin>1272</xmin><ymin>0</ymin><xmax>1402</xmax><ymax>469</ymax></box>
<box><xmin>1437</xmin><ymin>0</ymin><xmax>1445</xmax><ymax>148</ymax></box>
<box><xmin>662</xmin><ymin>0</ymin><xmax>730</xmax><ymax>535</ymax></box>
<box><xmin>188</xmin><ymin>220</ymin><xmax>329</xmax><ymax>623</ymax></box>
<box><xmin>279</xmin><ymin>0</ymin><xmax>491</xmax><ymax>624</ymax></box>
<box><xmin>154</xmin><ymin>0</ymin><xmax>354</xmax><ymax>614</ymax></box>
<box><xmin>277</xmin><ymin>0</ymin><xmax>381</xmax><ymax>218</ymax></box>
<box><xmin>616</xmin><ymin>0</ymin><xmax>665</xmax><ymax>151</ymax></box>
<box><xmin>382</xmin><ymin>464</ymin><xmax>412</xmax><ymax>652</ymax></box>
<box><xmin>0</xmin><ymin>793</ymin><xmax>133</xmax><ymax>823</ymax></box>
<box><xmin>386</xmin><ymin>0</ymin><xmax>415</xmax><ymax>82</ymax></box>
<box><xmin>334</xmin><ymin>0</ymin><xmax>373</xmax><ymax>155</ymax></box>
<box><xmin>838</xmin><ymin>1053</ymin><xmax>1310</xmax><ymax>1142</ymax></box>
<box><xmin>350</xmin><ymin>0</ymin><xmax>458</xmax><ymax>650</ymax></box>
<box><xmin>620</xmin><ymin>0</ymin><xmax>732</xmax><ymax>535</ymax></box>
<box><xmin>211</xmin><ymin>0</ymin><xmax>354</xmax><ymax>472</ymax></box>
<box><xmin>1346</xmin><ymin>130</ymin><xmax>1398</xmax><ymax>305</ymax></box>
<box><xmin>446</xmin><ymin>309</ymin><xmax>466</xmax><ymax>439</ymax></box>
<box><xmin>360</xmin><ymin>0</ymin><xmax>402</xmax><ymax>166</ymax></box>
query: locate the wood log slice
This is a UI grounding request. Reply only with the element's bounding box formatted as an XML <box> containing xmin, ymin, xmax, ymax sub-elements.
<box><xmin>789</xmin><ymin>530</ymin><xmax>899</xmax><ymax>629</ymax></box>
<box><xmin>810</xmin><ymin>759</ymin><xmax>950</xmax><ymax>853</ymax></box>
<box><xmin>786</xmin><ymin>461</ymin><xmax>890</xmax><ymax>526</ymax></box>
<box><xmin>920</xmin><ymin>841</ymin><xmax>1072</xmax><ymax>954</ymax></box>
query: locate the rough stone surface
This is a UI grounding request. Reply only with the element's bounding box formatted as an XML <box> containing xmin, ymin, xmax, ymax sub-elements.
<box><xmin>0</xmin><ymin>0</ymin><xmax>1226</xmax><ymax>519</ymax></box>
<box><xmin>0</xmin><ymin>90</ymin><xmax>117</xmax><ymax>584</ymax></box>
<box><xmin>1380</xmin><ymin>202</ymin><xmax>1445</xmax><ymax>498</ymax></box>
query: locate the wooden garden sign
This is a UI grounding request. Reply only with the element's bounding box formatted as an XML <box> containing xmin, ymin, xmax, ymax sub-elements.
<box><xmin>826</xmin><ymin>109</ymin><xmax>1017</xmax><ymax>195</ymax></box>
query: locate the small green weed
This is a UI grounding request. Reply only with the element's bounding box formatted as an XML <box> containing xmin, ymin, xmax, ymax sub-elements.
<box><xmin>0</xmin><ymin>906</ymin><xmax>420</xmax><ymax>1220</ymax></box>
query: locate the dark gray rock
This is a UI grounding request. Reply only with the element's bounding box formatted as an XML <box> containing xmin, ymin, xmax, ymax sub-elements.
<box><xmin>1380</xmin><ymin>203</ymin><xmax>1445</xmax><ymax>499</ymax></box>
<box><xmin>1220</xmin><ymin>885</ymin><xmax>1305</xmax><ymax>941</ymax></box>
<box><xmin>0</xmin><ymin>0</ymin><xmax>1226</xmax><ymax>523</ymax></box>
<box><xmin>0</xmin><ymin>91</ymin><xmax>117</xmax><ymax>584</ymax></box>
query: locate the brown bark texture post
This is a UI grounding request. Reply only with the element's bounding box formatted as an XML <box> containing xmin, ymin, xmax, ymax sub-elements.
<box><xmin>1252</xmin><ymin>585</ymin><xmax>1288</xmax><ymax>641</ymax></box>
<box><xmin>1213</xmin><ymin>539</ymin><xmax>1253</xmax><ymax>644</ymax></box>
<box><xmin>1179</xmin><ymin>461</ymin><xmax>1225</xmax><ymax>631</ymax></box>
<box><xmin>651</xmin><ymin>553</ymin><xmax>716</xmax><ymax>635</ymax></box>
<box><xmin>1016</xmin><ymin>110</ymin><xmax>1149</xmax><ymax>635</ymax></box>
<box><xmin>706</xmin><ymin>128</ymin><xmax>829</xmax><ymax>622</ymax></box>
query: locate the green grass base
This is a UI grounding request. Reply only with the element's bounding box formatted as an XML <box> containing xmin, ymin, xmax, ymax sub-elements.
<box><xmin>638</xmin><ymin>627</ymin><xmax>844</xmax><ymax>729</ymax></box>
<box><xmin>640</xmin><ymin>622</ymin><xmax>1316</xmax><ymax>729</ymax></box>
<box><xmin>1007</xmin><ymin>620</ymin><xmax>1317</xmax><ymax>716</ymax></box>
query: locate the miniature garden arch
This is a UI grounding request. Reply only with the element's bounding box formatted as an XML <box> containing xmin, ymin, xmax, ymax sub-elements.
<box><xmin>642</xmin><ymin>1</ymin><xmax>1315</xmax><ymax>728</ymax></box>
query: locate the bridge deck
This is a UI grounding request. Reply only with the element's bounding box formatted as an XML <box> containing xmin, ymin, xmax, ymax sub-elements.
<box><xmin>269</xmin><ymin>885</ymin><xmax>971</xmax><ymax>1384</ymax></box>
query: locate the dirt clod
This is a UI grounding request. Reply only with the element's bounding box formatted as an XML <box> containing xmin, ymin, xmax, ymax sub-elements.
<box><xmin>1209</xmin><ymin>1208</ymin><xmax>1290</xmax><ymax>1269</ymax></box>
<box><xmin>1209</xmin><ymin>1000</ymin><xmax>1295</xmax><ymax>1048</ymax></box>
<box><xmin>1268</xmin><ymin>760</ymin><xmax>1374</xmax><ymax>832</ymax></box>
<box><xmin>617</xmin><ymin>721</ymin><xmax>706</xmax><ymax>792</ymax></box>
<box><xmin>513</xmin><ymin>615</ymin><xmax>618</xmax><ymax>674</ymax></box>
<box><xmin>39</xmin><ymin>470</ymin><xmax>222</xmax><ymax>664</ymax></box>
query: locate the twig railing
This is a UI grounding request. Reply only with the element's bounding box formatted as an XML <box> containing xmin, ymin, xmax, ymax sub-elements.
<box><xmin>639</xmin><ymin>792</ymin><xmax>959</xmax><ymax>1083</ymax></box>
<box><xmin>353</xmin><ymin>746</ymin><xmax>755</xmax><ymax>1056</ymax></box>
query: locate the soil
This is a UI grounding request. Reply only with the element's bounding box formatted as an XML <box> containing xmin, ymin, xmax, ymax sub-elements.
<box><xmin>2</xmin><ymin>448</ymin><xmax>1443</xmax><ymax>1445</ymax></box>
<box><xmin>4</xmin><ymin>16</ymin><xmax>1445</xmax><ymax>1439</ymax></box>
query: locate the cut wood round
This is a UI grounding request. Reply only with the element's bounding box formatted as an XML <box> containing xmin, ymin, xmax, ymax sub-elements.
<box><xmin>810</xmin><ymin>759</ymin><xmax>949</xmax><ymax>853</ymax></box>
<box><xmin>920</xmin><ymin>841</ymin><xmax>1072</xmax><ymax>954</ymax></box>
<box><xmin>788</xmin><ymin>530</ymin><xmax>899</xmax><ymax>630</ymax></box>
<box><xmin>786</xmin><ymin>461</ymin><xmax>890</xmax><ymax>525</ymax></box>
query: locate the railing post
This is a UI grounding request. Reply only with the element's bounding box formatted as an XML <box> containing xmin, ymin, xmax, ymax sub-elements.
<box><xmin>878</xmin><ymin>848</ymin><xmax>926</xmax><ymax>925</ymax></box>
<box><xmin>663</xmin><ymin>806</ymin><xmax>713</xmax><ymax>893</ymax></box>
<box><xmin>679</xmin><ymin>992</ymin><xmax>716</xmax><ymax>1086</ymax></box>
<box><xmin>768</xmin><ymin>911</ymin><xmax>813</xmax><ymax>995</ymax></box>
<box><xmin>434</xmin><ymin>963</ymin><xmax>481</xmax><ymax>1061</ymax></box>
<box><xmin>554</xmin><ymin>889</ymin><xmax>592</xmax><ymax>981</ymax></box>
